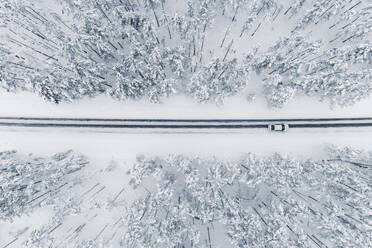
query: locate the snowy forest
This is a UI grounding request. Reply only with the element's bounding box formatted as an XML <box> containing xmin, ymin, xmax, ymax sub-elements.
<box><xmin>0</xmin><ymin>145</ymin><xmax>371</xmax><ymax>247</ymax></box>
<box><xmin>1</xmin><ymin>0</ymin><xmax>372</xmax><ymax>247</ymax></box>
<box><xmin>0</xmin><ymin>0</ymin><xmax>371</xmax><ymax>107</ymax></box>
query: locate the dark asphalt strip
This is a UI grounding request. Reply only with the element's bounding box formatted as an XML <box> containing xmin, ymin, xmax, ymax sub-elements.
<box><xmin>289</xmin><ymin>123</ymin><xmax>372</xmax><ymax>128</ymax></box>
<box><xmin>0</xmin><ymin>117</ymin><xmax>372</xmax><ymax>122</ymax></box>
<box><xmin>0</xmin><ymin>122</ymin><xmax>372</xmax><ymax>129</ymax></box>
<box><xmin>0</xmin><ymin>123</ymin><xmax>267</xmax><ymax>128</ymax></box>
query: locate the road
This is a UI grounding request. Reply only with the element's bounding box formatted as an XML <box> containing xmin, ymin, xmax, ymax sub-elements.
<box><xmin>1</xmin><ymin>117</ymin><xmax>372</xmax><ymax>129</ymax></box>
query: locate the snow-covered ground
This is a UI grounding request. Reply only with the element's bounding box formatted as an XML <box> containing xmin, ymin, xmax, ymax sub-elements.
<box><xmin>1</xmin><ymin>124</ymin><xmax>372</xmax><ymax>160</ymax></box>
<box><xmin>1</xmin><ymin>91</ymin><xmax>372</xmax><ymax>119</ymax></box>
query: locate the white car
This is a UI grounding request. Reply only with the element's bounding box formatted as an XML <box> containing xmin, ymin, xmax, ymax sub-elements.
<box><xmin>268</xmin><ymin>123</ymin><xmax>289</xmax><ymax>132</ymax></box>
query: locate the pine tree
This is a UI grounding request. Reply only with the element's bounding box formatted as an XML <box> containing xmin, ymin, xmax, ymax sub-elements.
<box><xmin>0</xmin><ymin>150</ymin><xmax>88</xmax><ymax>220</ymax></box>
<box><xmin>124</xmin><ymin>146</ymin><xmax>372</xmax><ymax>247</ymax></box>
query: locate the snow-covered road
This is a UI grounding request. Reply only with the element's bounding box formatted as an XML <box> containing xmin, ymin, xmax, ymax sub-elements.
<box><xmin>1</xmin><ymin>117</ymin><xmax>372</xmax><ymax>130</ymax></box>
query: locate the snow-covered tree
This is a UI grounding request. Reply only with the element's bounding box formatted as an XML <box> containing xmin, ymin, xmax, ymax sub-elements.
<box><xmin>124</xmin><ymin>146</ymin><xmax>372</xmax><ymax>247</ymax></box>
<box><xmin>286</xmin><ymin>0</ymin><xmax>307</xmax><ymax>16</ymax></box>
<box><xmin>0</xmin><ymin>0</ymin><xmax>371</xmax><ymax>107</ymax></box>
<box><xmin>2</xmin><ymin>145</ymin><xmax>371</xmax><ymax>247</ymax></box>
<box><xmin>0</xmin><ymin>150</ymin><xmax>88</xmax><ymax>220</ymax></box>
<box><xmin>249</xmin><ymin>33</ymin><xmax>322</xmax><ymax>107</ymax></box>
<box><xmin>0</xmin><ymin>0</ymin><xmax>176</xmax><ymax>103</ymax></box>
<box><xmin>188</xmin><ymin>58</ymin><xmax>248</xmax><ymax>104</ymax></box>
<box><xmin>332</xmin><ymin>5</ymin><xmax>372</xmax><ymax>44</ymax></box>
<box><xmin>249</xmin><ymin>31</ymin><xmax>371</xmax><ymax>107</ymax></box>
<box><xmin>293</xmin><ymin>43</ymin><xmax>372</xmax><ymax>106</ymax></box>
<box><xmin>293</xmin><ymin>0</ymin><xmax>345</xmax><ymax>30</ymax></box>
